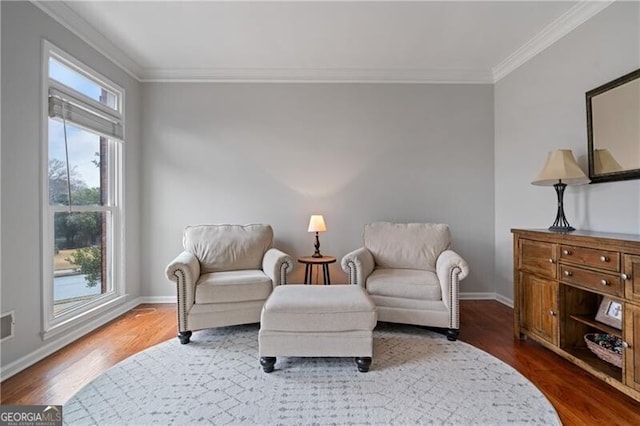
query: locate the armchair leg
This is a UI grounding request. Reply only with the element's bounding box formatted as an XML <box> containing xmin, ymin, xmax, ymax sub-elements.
<box><xmin>446</xmin><ymin>328</ymin><xmax>459</xmax><ymax>341</ymax></box>
<box><xmin>178</xmin><ymin>330</ymin><xmax>192</xmax><ymax>344</ymax></box>
<box><xmin>260</xmin><ymin>356</ymin><xmax>276</xmax><ymax>373</ymax></box>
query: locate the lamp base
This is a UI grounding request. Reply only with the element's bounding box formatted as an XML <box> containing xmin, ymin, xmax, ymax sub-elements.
<box><xmin>312</xmin><ymin>232</ymin><xmax>322</xmax><ymax>258</ymax></box>
<box><xmin>548</xmin><ymin>182</ymin><xmax>576</xmax><ymax>233</ymax></box>
<box><xmin>548</xmin><ymin>225</ymin><xmax>575</xmax><ymax>233</ymax></box>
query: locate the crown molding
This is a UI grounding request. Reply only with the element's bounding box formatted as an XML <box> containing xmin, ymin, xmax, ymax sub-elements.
<box><xmin>492</xmin><ymin>0</ymin><xmax>615</xmax><ymax>83</ymax></box>
<box><xmin>30</xmin><ymin>1</ymin><xmax>490</xmax><ymax>84</ymax></box>
<box><xmin>31</xmin><ymin>0</ymin><xmax>143</xmax><ymax>81</ymax></box>
<box><xmin>33</xmin><ymin>0</ymin><xmax>612</xmax><ymax>85</ymax></box>
<box><xmin>140</xmin><ymin>67</ymin><xmax>493</xmax><ymax>84</ymax></box>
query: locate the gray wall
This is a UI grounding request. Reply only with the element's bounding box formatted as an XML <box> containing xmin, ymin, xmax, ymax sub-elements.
<box><xmin>141</xmin><ymin>83</ymin><xmax>495</xmax><ymax>296</ymax></box>
<box><xmin>494</xmin><ymin>1</ymin><xmax>640</xmax><ymax>301</ymax></box>
<box><xmin>0</xmin><ymin>2</ymin><xmax>142</xmax><ymax>367</ymax></box>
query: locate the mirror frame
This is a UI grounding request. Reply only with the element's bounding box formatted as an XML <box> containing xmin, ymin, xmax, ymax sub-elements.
<box><xmin>586</xmin><ymin>68</ymin><xmax>640</xmax><ymax>184</ymax></box>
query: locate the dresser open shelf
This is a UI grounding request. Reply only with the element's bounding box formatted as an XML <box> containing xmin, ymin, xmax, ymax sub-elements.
<box><xmin>569</xmin><ymin>314</ymin><xmax>622</xmax><ymax>338</ymax></box>
<box><xmin>561</xmin><ymin>283</ymin><xmax>623</xmax><ymax>381</ymax></box>
<box><xmin>512</xmin><ymin>229</ymin><xmax>640</xmax><ymax>402</ymax></box>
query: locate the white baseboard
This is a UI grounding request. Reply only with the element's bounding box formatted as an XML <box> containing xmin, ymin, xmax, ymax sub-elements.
<box><xmin>494</xmin><ymin>293</ymin><xmax>514</xmax><ymax>308</ymax></box>
<box><xmin>0</xmin><ymin>297</ymin><xmax>142</xmax><ymax>382</ymax></box>
<box><xmin>460</xmin><ymin>292</ymin><xmax>496</xmax><ymax>300</ymax></box>
<box><xmin>460</xmin><ymin>292</ymin><xmax>513</xmax><ymax>308</ymax></box>
<box><xmin>137</xmin><ymin>296</ymin><xmax>175</xmax><ymax>304</ymax></box>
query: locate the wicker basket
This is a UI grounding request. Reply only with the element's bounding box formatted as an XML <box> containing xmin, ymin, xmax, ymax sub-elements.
<box><xmin>584</xmin><ymin>333</ymin><xmax>622</xmax><ymax>368</ymax></box>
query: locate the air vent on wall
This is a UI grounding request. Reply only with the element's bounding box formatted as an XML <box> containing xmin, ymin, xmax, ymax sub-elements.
<box><xmin>1</xmin><ymin>311</ymin><xmax>15</xmax><ymax>341</ymax></box>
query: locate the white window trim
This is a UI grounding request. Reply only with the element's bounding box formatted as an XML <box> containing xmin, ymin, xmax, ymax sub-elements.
<box><xmin>40</xmin><ymin>40</ymin><xmax>127</xmax><ymax>341</ymax></box>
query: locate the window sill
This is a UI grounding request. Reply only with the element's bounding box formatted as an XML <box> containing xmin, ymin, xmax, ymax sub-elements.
<box><xmin>41</xmin><ymin>294</ymin><xmax>129</xmax><ymax>341</ymax></box>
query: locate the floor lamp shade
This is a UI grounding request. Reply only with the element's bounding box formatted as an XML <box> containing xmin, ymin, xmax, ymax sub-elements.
<box><xmin>532</xmin><ymin>149</ymin><xmax>589</xmax><ymax>232</ymax></box>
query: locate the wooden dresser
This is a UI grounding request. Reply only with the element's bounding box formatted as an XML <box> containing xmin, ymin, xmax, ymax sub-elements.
<box><xmin>512</xmin><ymin>228</ymin><xmax>640</xmax><ymax>402</ymax></box>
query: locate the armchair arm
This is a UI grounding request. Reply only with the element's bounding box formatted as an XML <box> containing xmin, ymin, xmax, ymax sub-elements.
<box><xmin>262</xmin><ymin>248</ymin><xmax>294</xmax><ymax>286</ymax></box>
<box><xmin>436</xmin><ymin>249</ymin><xmax>469</xmax><ymax>329</ymax></box>
<box><xmin>341</xmin><ymin>247</ymin><xmax>375</xmax><ymax>287</ymax></box>
<box><xmin>165</xmin><ymin>251</ymin><xmax>201</xmax><ymax>332</ymax></box>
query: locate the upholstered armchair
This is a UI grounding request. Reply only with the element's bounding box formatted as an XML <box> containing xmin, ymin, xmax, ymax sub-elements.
<box><xmin>341</xmin><ymin>222</ymin><xmax>469</xmax><ymax>340</ymax></box>
<box><xmin>166</xmin><ymin>224</ymin><xmax>293</xmax><ymax>344</ymax></box>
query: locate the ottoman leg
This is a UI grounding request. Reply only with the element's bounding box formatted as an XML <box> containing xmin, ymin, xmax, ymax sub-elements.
<box><xmin>355</xmin><ymin>357</ymin><xmax>372</xmax><ymax>373</ymax></box>
<box><xmin>260</xmin><ymin>356</ymin><xmax>276</xmax><ymax>373</ymax></box>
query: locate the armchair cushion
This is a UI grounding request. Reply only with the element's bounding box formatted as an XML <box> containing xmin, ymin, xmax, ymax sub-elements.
<box><xmin>183</xmin><ymin>224</ymin><xmax>273</xmax><ymax>273</ymax></box>
<box><xmin>366</xmin><ymin>269</ymin><xmax>442</xmax><ymax>301</ymax></box>
<box><xmin>363</xmin><ymin>222</ymin><xmax>450</xmax><ymax>271</ymax></box>
<box><xmin>195</xmin><ymin>270</ymin><xmax>272</xmax><ymax>304</ymax></box>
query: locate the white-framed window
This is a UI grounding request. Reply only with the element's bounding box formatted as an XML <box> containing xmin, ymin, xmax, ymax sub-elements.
<box><xmin>41</xmin><ymin>40</ymin><xmax>126</xmax><ymax>339</ymax></box>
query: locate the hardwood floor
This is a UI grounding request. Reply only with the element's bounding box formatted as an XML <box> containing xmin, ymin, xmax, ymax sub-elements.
<box><xmin>0</xmin><ymin>305</ymin><xmax>176</xmax><ymax>406</ymax></box>
<box><xmin>2</xmin><ymin>301</ymin><xmax>640</xmax><ymax>424</ymax></box>
<box><xmin>460</xmin><ymin>301</ymin><xmax>640</xmax><ymax>426</ymax></box>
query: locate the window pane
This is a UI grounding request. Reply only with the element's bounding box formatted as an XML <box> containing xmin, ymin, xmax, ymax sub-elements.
<box><xmin>49</xmin><ymin>57</ymin><xmax>118</xmax><ymax>110</ymax></box>
<box><xmin>48</xmin><ymin>119</ymin><xmax>107</xmax><ymax>206</ymax></box>
<box><xmin>53</xmin><ymin>211</ymin><xmax>112</xmax><ymax>316</ymax></box>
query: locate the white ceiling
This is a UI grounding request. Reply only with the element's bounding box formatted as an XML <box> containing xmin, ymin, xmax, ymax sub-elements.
<box><xmin>34</xmin><ymin>1</ymin><xmax>615</xmax><ymax>83</ymax></box>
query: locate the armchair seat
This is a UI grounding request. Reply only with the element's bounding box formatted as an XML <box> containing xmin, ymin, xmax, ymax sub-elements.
<box><xmin>195</xmin><ymin>270</ymin><xmax>272</xmax><ymax>304</ymax></box>
<box><xmin>341</xmin><ymin>222</ymin><xmax>469</xmax><ymax>341</ymax></box>
<box><xmin>366</xmin><ymin>269</ymin><xmax>441</xmax><ymax>300</ymax></box>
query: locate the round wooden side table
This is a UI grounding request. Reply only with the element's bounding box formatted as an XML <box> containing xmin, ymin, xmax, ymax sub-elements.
<box><xmin>297</xmin><ymin>256</ymin><xmax>337</xmax><ymax>285</ymax></box>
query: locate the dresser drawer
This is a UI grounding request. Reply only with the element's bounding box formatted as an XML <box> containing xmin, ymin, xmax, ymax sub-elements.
<box><xmin>520</xmin><ymin>239</ymin><xmax>556</xmax><ymax>278</ymax></box>
<box><xmin>560</xmin><ymin>265</ymin><xmax>623</xmax><ymax>297</ymax></box>
<box><xmin>559</xmin><ymin>245</ymin><xmax>620</xmax><ymax>272</ymax></box>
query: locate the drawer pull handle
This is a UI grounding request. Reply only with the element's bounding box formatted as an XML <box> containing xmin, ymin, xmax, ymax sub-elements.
<box><xmin>563</xmin><ymin>249</ymin><xmax>571</xmax><ymax>255</ymax></box>
<box><xmin>600</xmin><ymin>279</ymin><xmax>609</xmax><ymax>286</ymax></box>
<box><xmin>549</xmin><ymin>310</ymin><xmax>557</xmax><ymax>316</ymax></box>
<box><xmin>622</xmin><ymin>341</ymin><xmax>631</xmax><ymax>349</ymax></box>
<box><xmin>600</xmin><ymin>256</ymin><xmax>609</xmax><ymax>262</ymax></box>
<box><xmin>564</xmin><ymin>270</ymin><xmax>572</xmax><ymax>277</ymax></box>
<box><xmin>548</xmin><ymin>258</ymin><xmax>555</xmax><ymax>264</ymax></box>
<box><xmin>621</xmin><ymin>273</ymin><xmax>630</xmax><ymax>280</ymax></box>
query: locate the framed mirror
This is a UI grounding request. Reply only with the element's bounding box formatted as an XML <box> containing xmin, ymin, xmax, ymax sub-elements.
<box><xmin>586</xmin><ymin>68</ymin><xmax>640</xmax><ymax>183</ymax></box>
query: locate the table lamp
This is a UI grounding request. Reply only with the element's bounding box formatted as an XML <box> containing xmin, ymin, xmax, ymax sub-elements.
<box><xmin>308</xmin><ymin>215</ymin><xmax>327</xmax><ymax>258</ymax></box>
<box><xmin>532</xmin><ymin>149</ymin><xmax>589</xmax><ymax>232</ymax></box>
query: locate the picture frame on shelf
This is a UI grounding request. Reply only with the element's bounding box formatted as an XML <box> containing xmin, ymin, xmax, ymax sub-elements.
<box><xmin>595</xmin><ymin>297</ymin><xmax>623</xmax><ymax>330</ymax></box>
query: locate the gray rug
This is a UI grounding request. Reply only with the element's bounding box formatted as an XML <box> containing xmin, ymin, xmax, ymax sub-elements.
<box><xmin>63</xmin><ymin>324</ymin><xmax>560</xmax><ymax>425</ymax></box>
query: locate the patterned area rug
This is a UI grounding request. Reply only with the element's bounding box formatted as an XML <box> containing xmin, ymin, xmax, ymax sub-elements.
<box><xmin>64</xmin><ymin>324</ymin><xmax>560</xmax><ymax>425</ymax></box>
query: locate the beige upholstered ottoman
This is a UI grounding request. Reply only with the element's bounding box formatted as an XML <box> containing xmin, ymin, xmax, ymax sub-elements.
<box><xmin>259</xmin><ymin>284</ymin><xmax>377</xmax><ymax>373</ymax></box>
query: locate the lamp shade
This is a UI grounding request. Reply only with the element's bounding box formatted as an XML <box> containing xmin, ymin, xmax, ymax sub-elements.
<box><xmin>594</xmin><ymin>148</ymin><xmax>623</xmax><ymax>174</ymax></box>
<box><xmin>308</xmin><ymin>215</ymin><xmax>327</xmax><ymax>233</ymax></box>
<box><xmin>532</xmin><ymin>149</ymin><xmax>590</xmax><ymax>186</ymax></box>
